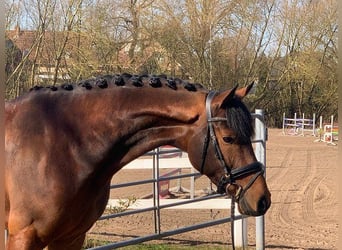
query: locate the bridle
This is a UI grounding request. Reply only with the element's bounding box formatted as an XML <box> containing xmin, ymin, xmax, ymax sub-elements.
<box><xmin>200</xmin><ymin>91</ymin><xmax>264</xmax><ymax>249</ymax></box>
<box><xmin>200</xmin><ymin>91</ymin><xmax>264</xmax><ymax>195</ymax></box>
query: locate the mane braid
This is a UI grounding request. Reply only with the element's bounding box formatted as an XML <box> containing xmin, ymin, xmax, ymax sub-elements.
<box><xmin>225</xmin><ymin>98</ymin><xmax>254</xmax><ymax>144</ymax></box>
<box><xmin>28</xmin><ymin>73</ymin><xmax>205</xmax><ymax>93</ymax></box>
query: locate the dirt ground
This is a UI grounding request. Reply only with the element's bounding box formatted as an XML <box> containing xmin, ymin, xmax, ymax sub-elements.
<box><xmin>86</xmin><ymin>129</ymin><xmax>338</xmax><ymax>249</ymax></box>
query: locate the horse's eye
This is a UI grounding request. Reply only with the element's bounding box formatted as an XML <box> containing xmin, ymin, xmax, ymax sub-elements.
<box><xmin>223</xmin><ymin>136</ymin><xmax>235</xmax><ymax>144</ymax></box>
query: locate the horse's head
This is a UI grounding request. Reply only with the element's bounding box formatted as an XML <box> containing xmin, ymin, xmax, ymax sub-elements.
<box><xmin>187</xmin><ymin>84</ymin><xmax>271</xmax><ymax>216</ymax></box>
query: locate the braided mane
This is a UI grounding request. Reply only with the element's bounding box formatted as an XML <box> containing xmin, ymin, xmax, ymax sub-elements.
<box><xmin>29</xmin><ymin>73</ymin><xmax>205</xmax><ymax>93</ymax></box>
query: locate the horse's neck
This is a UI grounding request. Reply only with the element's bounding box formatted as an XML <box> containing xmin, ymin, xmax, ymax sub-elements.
<box><xmin>68</xmin><ymin>87</ymin><xmax>205</xmax><ymax>174</ymax></box>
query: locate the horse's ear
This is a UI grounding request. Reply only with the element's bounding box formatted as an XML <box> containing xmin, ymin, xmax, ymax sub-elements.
<box><xmin>214</xmin><ymin>85</ymin><xmax>238</xmax><ymax>109</ymax></box>
<box><xmin>235</xmin><ymin>82</ymin><xmax>254</xmax><ymax>99</ymax></box>
<box><xmin>216</xmin><ymin>82</ymin><xmax>254</xmax><ymax>109</ymax></box>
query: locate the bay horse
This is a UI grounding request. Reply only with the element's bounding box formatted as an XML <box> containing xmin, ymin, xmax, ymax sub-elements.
<box><xmin>5</xmin><ymin>73</ymin><xmax>271</xmax><ymax>250</ymax></box>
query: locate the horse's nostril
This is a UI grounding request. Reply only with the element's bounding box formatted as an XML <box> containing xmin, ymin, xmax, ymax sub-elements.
<box><xmin>257</xmin><ymin>196</ymin><xmax>269</xmax><ymax>213</ymax></box>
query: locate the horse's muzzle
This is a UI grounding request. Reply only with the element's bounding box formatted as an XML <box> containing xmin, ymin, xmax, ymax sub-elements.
<box><xmin>238</xmin><ymin>194</ymin><xmax>271</xmax><ymax>216</ymax></box>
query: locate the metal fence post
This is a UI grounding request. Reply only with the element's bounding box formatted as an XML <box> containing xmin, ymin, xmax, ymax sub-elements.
<box><xmin>233</xmin><ymin>208</ymin><xmax>248</xmax><ymax>247</ymax></box>
<box><xmin>153</xmin><ymin>148</ymin><xmax>161</xmax><ymax>234</ymax></box>
<box><xmin>255</xmin><ymin>109</ymin><xmax>266</xmax><ymax>250</ymax></box>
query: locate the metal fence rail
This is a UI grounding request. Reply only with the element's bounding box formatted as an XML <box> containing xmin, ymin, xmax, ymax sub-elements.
<box><xmin>87</xmin><ymin>109</ymin><xmax>267</xmax><ymax>250</ymax></box>
<box><xmin>89</xmin><ymin>215</ymin><xmax>245</xmax><ymax>250</ymax></box>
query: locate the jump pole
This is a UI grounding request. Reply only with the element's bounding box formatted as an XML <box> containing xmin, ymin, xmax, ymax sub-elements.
<box><xmin>282</xmin><ymin>112</ymin><xmax>298</xmax><ymax>135</ymax></box>
<box><xmin>300</xmin><ymin>113</ymin><xmax>304</xmax><ymax>136</ymax></box>
<box><xmin>326</xmin><ymin>115</ymin><xmax>337</xmax><ymax>145</ymax></box>
<box><xmin>299</xmin><ymin>113</ymin><xmax>316</xmax><ymax>136</ymax></box>
<box><xmin>329</xmin><ymin>115</ymin><xmax>333</xmax><ymax>144</ymax></box>
<box><xmin>282</xmin><ymin>112</ymin><xmax>285</xmax><ymax>134</ymax></box>
<box><xmin>314</xmin><ymin>116</ymin><xmax>324</xmax><ymax>142</ymax></box>
<box><xmin>312</xmin><ymin>113</ymin><xmax>316</xmax><ymax>136</ymax></box>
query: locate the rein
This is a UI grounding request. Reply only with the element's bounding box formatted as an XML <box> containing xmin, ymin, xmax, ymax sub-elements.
<box><xmin>200</xmin><ymin>91</ymin><xmax>264</xmax><ymax>249</ymax></box>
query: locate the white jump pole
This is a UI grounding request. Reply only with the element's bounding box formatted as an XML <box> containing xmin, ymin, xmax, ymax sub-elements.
<box><xmin>314</xmin><ymin>116</ymin><xmax>323</xmax><ymax>142</ymax></box>
<box><xmin>300</xmin><ymin>113</ymin><xmax>305</xmax><ymax>136</ymax></box>
<box><xmin>293</xmin><ymin>113</ymin><xmax>297</xmax><ymax>135</ymax></box>
<box><xmin>312</xmin><ymin>113</ymin><xmax>316</xmax><ymax>136</ymax></box>
<box><xmin>282</xmin><ymin>112</ymin><xmax>285</xmax><ymax>134</ymax></box>
<box><xmin>302</xmin><ymin>113</ymin><xmax>316</xmax><ymax>136</ymax></box>
<box><xmin>329</xmin><ymin>115</ymin><xmax>334</xmax><ymax>144</ymax></box>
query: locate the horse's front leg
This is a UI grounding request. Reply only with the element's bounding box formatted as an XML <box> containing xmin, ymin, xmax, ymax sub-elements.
<box><xmin>47</xmin><ymin>234</ymin><xmax>86</xmax><ymax>250</ymax></box>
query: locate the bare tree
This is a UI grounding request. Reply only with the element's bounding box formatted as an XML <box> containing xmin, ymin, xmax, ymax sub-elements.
<box><xmin>28</xmin><ymin>0</ymin><xmax>55</xmax><ymax>87</ymax></box>
<box><xmin>49</xmin><ymin>0</ymin><xmax>83</xmax><ymax>85</ymax></box>
<box><xmin>5</xmin><ymin>0</ymin><xmax>338</xmax><ymax>126</ymax></box>
<box><xmin>249</xmin><ymin>0</ymin><xmax>338</xmax><ymax>126</ymax></box>
<box><xmin>155</xmin><ymin>0</ymin><xmax>237</xmax><ymax>86</ymax></box>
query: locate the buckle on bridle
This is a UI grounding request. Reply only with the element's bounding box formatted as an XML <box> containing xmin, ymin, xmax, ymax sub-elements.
<box><xmin>226</xmin><ymin>183</ymin><xmax>243</xmax><ymax>200</ymax></box>
<box><xmin>218</xmin><ymin>175</ymin><xmax>243</xmax><ymax>200</ymax></box>
<box><xmin>217</xmin><ymin>174</ymin><xmax>230</xmax><ymax>194</ymax></box>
